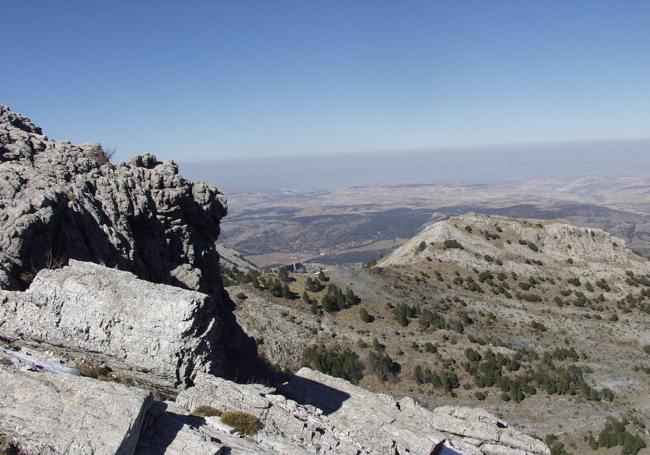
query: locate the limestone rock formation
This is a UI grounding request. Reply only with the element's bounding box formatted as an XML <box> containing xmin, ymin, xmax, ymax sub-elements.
<box><xmin>0</xmin><ymin>106</ymin><xmax>227</xmax><ymax>295</ymax></box>
<box><xmin>380</xmin><ymin>213</ymin><xmax>650</xmax><ymax>281</ymax></box>
<box><xmin>175</xmin><ymin>368</ymin><xmax>549</xmax><ymax>455</ymax></box>
<box><xmin>230</xmin><ymin>286</ymin><xmax>322</xmax><ymax>371</ymax></box>
<box><xmin>0</xmin><ymin>260</ymin><xmax>224</xmax><ymax>389</ymax></box>
<box><xmin>0</xmin><ymin>350</ymin><xmax>152</xmax><ymax>455</ymax></box>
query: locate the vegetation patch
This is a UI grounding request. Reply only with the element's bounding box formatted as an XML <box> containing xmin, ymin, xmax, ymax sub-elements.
<box><xmin>303</xmin><ymin>344</ymin><xmax>364</xmax><ymax>383</ymax></box>
<box><xmin>192</xmin><ymin>405</ymin><xmax>222</xmax><ymax>417</ymax></box>
<box><xmin>586</xmin><ymin>418</ymin><xmax>646</xmax><ymax>454</ymax></box>
<box><xmin>220</xmin><ymin>410</ymin><xmax>260</xmax><ymax>435</ymax></box>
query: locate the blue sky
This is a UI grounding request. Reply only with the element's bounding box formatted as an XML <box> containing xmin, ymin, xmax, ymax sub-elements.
<box><xmin>1</xmin><ymin>1</ymin><xmax>649</xmax><ymax>162</ymax></box>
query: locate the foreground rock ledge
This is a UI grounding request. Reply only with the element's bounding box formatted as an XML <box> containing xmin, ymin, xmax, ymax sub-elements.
<box><xmin>0</xmin><ymin>352</ymin><xmax>152</xmax><ymax>455</ymax></box>
<box><xmin>175</xmin><ymin>368</ymin><xmax>549</xmax><ymax>455</ymax></box>
<box><xmin>0</xmin><ymin>260</ymin><xmax>223</xmax><ymax>390</ymax></box>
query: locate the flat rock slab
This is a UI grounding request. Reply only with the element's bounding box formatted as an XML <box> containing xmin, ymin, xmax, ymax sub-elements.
<box><xmin>0</xmin><ymin>260</ymin><xmax>222</xmax><ymax>390</ymax></box>
<box><xmin>0</xmin><ymin>354</ymin><xmax>152</xmax><ymax>455</ymax></box>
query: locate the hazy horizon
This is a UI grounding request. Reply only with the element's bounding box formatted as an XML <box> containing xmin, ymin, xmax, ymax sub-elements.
<box><xmin>181</xmin><ymin>138</ymin><xmax>650</xmax><ymax>192</ymax></box>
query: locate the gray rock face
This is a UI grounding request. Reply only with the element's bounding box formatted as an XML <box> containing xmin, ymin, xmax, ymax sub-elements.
<box><xmin>0</xmin><ymin>350</ymin><xmax>152</xmax><ymax>455</ymax></box>
<box><xmin>175</xmin><ymin>368</ymin><xmax>549</xmax><ymax>455</ymax></box>
<box><xmin>0</xmin><ymin>106</ymin><xmax>227</xmax><ymax>296</ymax></box>
<box><xmin>0</xmin><ymin>260</ymin><xmax>224</xmax><ymax>389</ymax></box>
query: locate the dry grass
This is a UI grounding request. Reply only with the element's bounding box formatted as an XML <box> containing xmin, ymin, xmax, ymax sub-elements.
<box><xmin>89</xmin><ymin>144</ymin><xmax>115</xmax><ymax>165</ymax></box>
<box><xmin>191</xmin><ymin>405</ymin><xmax>222</xmax><ymax>417</ymax></box>
<box><xmin>220</xmin><ymin>410</ymin><xmax>260</xmax><ymax>435</ymax></box>
<box><xmin>75</xmin><ymin>362</ymin><xmax>111</xmax><ymax>380</ymax></box>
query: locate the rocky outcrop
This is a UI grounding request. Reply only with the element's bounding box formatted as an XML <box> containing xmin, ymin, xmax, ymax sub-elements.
<box><xmin>0</xmin><ymin>260</ymin><xmax>224</xmax><ymax>389</ymax></box>
<box><xmin>230</xmin><ymin>286</ymin><xmax>322</xmax><ymax>371</ymax></box>
<box><xmin>0</xmin><ymin>350</ymin><xmax>152</xmax><ymax>455</ymax></box>
<box><xmin>174</xmin><ymin>368</ymin><xmax>549</xmax><ymax>455</ymax></box>
<box><xmin>380</xmin><ymin>213</ymin><xmax>650</xmax><ymax>281</ymax></box>
<box><xmin>0</xmin><ymin>106</ymin><xmax>227</xmax><ymax>296</ymax></box>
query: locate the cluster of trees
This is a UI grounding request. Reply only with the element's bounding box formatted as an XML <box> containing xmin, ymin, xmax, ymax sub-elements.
<box><xmin>301</xmin><ymin>339</ymin><xmax>402</xmax><ymax>384</ymax></box>
<box><xmin>452</xmin><ymin>275</ymin><xmax>483</xmax><ymax>293</ymax></box>
<box><xmin>616</xmin><ymin>290</ymin><xmax>650</xmax><ymax>314</ymax></box>
<box><xmin>412</xmin><ymin>365</ymin><xmax>460</xmax><ymax>393</ymax></box>
<box><xmin>265</xmin><ymin>277</ymin><xmax>297</xmax><ymax>299</ymax></box>
<box><xmin>304</xmin><ymin>276</ymin><xmax>324</xmax><ymax>292</ymax></box>
<box><xmin>302</xmin><ymin>344</ymin><xmax>363</xmax><ymax>384</ymax></box>
<box><xmin>461</xmin><ymin>348</ymin><xmax>614</xmax><ymax>403</ymax></box>
<box><xmin>626</xmin><ymin>271</ymin><xmax>650</xmax><ymax>287</ymax></box>
<box><xmin>586</xmin><ymin>418</ymin><xmax>646</xmax><ymax>455</ymax></box>
<box><xmin>220</xmin><ymin>266</ymin><xmax>261</xmax><ymax>287</ymax></box>
<box><xmin>390</xmin><ymin>304</ymin><xmax>465</xmax><ymax>333</ymax></box>
<box><xmin>320</xmin><ymin>284</ymin><xmax>361</xmax><ymax>313</ymax></box>
<box><xmin>367</xmin><ymin>349</ymin><xmax>400</xmax><ymax>381</ymax></box>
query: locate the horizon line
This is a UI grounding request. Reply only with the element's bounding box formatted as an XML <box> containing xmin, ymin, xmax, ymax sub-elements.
<box><xmin>177</xmin><ymin>137</ymin><xmax>650</xmax><ymax>164</ymax></box>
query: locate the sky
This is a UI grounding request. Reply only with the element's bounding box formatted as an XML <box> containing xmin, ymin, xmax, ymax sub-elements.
<box><xmin>1</xmin><ymin>1</ymin><xmax>649</xmax><ymax>162</ymax></box>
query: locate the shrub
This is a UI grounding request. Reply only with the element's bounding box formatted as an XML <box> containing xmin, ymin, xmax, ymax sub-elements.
<box><xmin>443</xmin><ymin>239</ymin><xmax>464</xmax><ymax>249</ymax></box>
<box><xmin>192</xmin><ymin>405</ymin><xmax>222</xmax><ymax>417</ymax></box>
<box><xmin>75</xmin><ymin>362</ymin><xmax>111</xmax><ymax>380</ymax></box>
<box><xmin>305</xmin><ymin>277</ymin><xmax>324</xmax><ymax>292</ymax></box>
<box><xmin>527</xmin><ymin>241</ymin><xmax>539</xmax><ymax>252</ymax></box>
<box><xmin>530</xmin><ymin>321</ymin><xmax>547</xmax><ymax>332</ymax></box>
<box><xmin>567</xmin><ymin>277</ymin><xmax>581</xmax><ymax>287</ymax></box>
<box><xmin>367</xmin><ymin>350</ymin><xmax>400</xmax><ymax>381</ymax></box>
<box><xmin>417</xmin><ymin>241</ymin><xmax>427</xmax><ymax>252</ymax></box>
<box><xmin>424</xmin><ymin>342</ymin><xmax>437</xmax><ymax>353</ymax></box>
<box><xmin>358</xmin><ymin>307</ymin><xmax>374</xmax><ymax>323</ymax></box>
<box><xmin>221</xmin><ymin>411</ymin><xmax>260</xmax><ymax>435</ymax></box>
<box><xmin>89</xmin><ymin>144</ymin><xmax>115</xmax><ymax>165</ymax></box>
<box><xmin>236</xmin><ymin>292</ymin><xmax>248</xmax><ymax>300</ymax></box>
<box><xmin>393</xmin><ymin>303</ymin><xmax>417</xmax><ymax>327</ymax></box>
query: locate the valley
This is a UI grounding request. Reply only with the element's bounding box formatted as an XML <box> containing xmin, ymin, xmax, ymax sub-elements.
<box><xmin>219</xmin><ymin>177</ymin><xmax>650</xmax><ymax>266</ymax></box>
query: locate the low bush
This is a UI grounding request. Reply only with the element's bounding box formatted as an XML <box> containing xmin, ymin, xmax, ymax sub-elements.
<box><xmin>221</xmin><ymin>410</ymin><xmax>260</xmax><ymax>435</ymax></box>
<box><xmin>443</xmin><ymin>239</ymin><xmax>464</xmax><ymax>249</ymax></box>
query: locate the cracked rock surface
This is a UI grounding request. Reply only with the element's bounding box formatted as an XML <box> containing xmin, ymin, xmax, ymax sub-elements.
<box><xmin>0</xmin><ymin>105</ymin><xmax>227</xmax><ymax>297</ymax></box>
<box><xmin>0</xmin><ymin>260</ymin><xmax>224</xmax><ymax>389</ymax></box>
<box><xmin>0</xmin><ymin>350</ymin><xmax>152</xmax><ymax>455</ymax></box>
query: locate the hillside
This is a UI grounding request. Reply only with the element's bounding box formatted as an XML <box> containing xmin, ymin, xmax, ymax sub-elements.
<box><xmin>230</xmin><ymin>214</ymin><xmax>650</xmax><ymax>455</ymax></box>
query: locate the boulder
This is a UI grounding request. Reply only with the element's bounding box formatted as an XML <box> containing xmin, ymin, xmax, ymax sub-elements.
<box><xmin>0</xmin><ymin>260</ymin><xmax>224</xmax><ymax>389</ymax></box>
<box><xmin>0</xmin><ymin>351</ymin><xmax>152</xmax><ymax>455</ymax></box>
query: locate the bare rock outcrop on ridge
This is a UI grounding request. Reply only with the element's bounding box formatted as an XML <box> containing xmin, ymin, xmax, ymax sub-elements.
<box><xmin>0</xmin><ymin>105</ymin><xmax>227</xmax><ymax>296</ymax></box>
<box><xmin>380</xmin><ymin>213</ymin><xmax>650</xmax><ymax>281</ymax></box>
